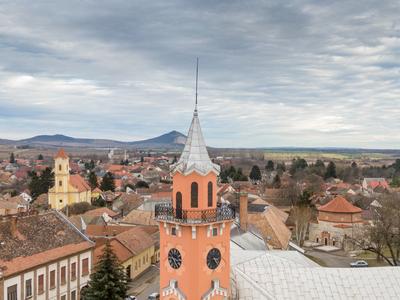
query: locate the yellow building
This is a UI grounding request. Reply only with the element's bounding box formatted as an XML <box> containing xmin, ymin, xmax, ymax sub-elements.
<box><xmin>48</xmin><ymin>148</ymin><xmax>91</xmax><ymax>210</ymax></box>
<box><xmin>94</xmin><ymin>227</ymin><xmax>157</xmax><ymax>280</ymax></box>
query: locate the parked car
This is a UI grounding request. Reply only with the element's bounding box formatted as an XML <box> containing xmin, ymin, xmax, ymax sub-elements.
<box><xmin>148</xmin><ymin>292</ymin><xmax>160</xmax><ymax>300</ymax></box>
<box><xmin>350</xmin><ymin>260</ymin><xmax>369</xmax><ymax>267</ymax></box>
<box><xmin>125</xmin><ymin>296</ymin><xmax>137</xmax><ymax>300</ymax></box>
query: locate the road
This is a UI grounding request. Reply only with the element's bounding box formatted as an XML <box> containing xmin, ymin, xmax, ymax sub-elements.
<box><xmin>127</xmin><ymin>265</ymin><xmax>160</xmax><ymax>300</ymax></box>
<box><xmin>306</xmin><ymin>250</ymin><xmax>355</xmax><ymax>267</ymax></box>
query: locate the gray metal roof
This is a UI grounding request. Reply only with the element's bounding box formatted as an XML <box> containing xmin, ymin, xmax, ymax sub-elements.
<box><xmin>171</xmin><ymin>110</ymin><xmax>220</xmax><ymax>176</ymax></box>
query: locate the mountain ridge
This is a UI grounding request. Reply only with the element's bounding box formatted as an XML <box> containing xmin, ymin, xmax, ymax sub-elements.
<box><xmin>0</xmin><ymin>131</ymin><xmax>187</xmax><ymax>149</ymax></box>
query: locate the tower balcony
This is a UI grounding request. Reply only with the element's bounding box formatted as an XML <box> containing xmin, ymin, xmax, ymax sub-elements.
<box><xmin>154</xmin><ymin>203</ymin><xmax>235</xmax><ymax>224</ymax></box>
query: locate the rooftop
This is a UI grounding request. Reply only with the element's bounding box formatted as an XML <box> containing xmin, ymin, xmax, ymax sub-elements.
<box><xmin>318</xmin><ymin>196</ymin><xmax>362</xmax><ymax>214</ymax></box>
<box><xmin>171</xmin><ymin>110</ymin><xmax>220</xmax><ymax>176</ymax></box>
<box><xmin>231</xmin><ymin>248</ymin><xmax>400</xmax><ymax>299</ymax></box>
<box><xmin>55</xmin><ymin>148</ymin><xmax>69</xmax><ymax>159</ymax></box>
<box><xmin>0</xmin><ymin>211</ymin><xmax>93</xmax><ymax>277</ymax></box>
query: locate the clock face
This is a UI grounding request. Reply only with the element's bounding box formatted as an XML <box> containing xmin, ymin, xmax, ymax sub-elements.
<box><xmin>168</xmin><ymin>248</ymin><xmax>182</xmax><ymax>269</ymax></box>
<box><xmin>206</xmin><ymin>248</ymin><xmax>221</xmax><ymax>270</ymax></box>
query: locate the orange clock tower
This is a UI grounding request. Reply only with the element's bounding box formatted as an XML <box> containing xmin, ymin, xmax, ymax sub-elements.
<box><xmin>155</xmin><ymin>71</ymin><xmax>234</xmax><ymax>300</ymax></box>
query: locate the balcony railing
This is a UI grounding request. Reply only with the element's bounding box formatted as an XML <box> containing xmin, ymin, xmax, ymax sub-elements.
<box><xmin>154</xmin><ymin>203</ymin><xmax>235</xmax><ymax>224</ymax></box>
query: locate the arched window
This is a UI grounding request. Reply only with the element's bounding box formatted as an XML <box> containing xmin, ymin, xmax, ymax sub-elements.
<box><xmin>208</xmin><ymin>182</ymin><xmax>213</xmax><ymax>207</ymax></box>
<box><xmin>176</xmin><ymin>192</ymin><xmax>183</xmax><ymax>219</ymax></box>
<box><xmin>59</xmin><ymin>164</ymin><xmax>62</xmax><ymax>171</ymax></box>
<box><xmin>191</xmin><ymin>182</ymin><xmax>198</xmax><ymax>208</ymax></box>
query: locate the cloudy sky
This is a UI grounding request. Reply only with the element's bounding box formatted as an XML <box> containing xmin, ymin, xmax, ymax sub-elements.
<box><xmin>0</xmin><ymin>1</ymin><xmax>400</xmax><ymax>148</ymax></box>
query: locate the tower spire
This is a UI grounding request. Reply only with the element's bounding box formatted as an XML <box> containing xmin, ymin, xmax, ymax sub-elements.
<box><xmin>195</xmin><ymin>57</ymin><xmax>199</xmax><ymax>115</ymax></box>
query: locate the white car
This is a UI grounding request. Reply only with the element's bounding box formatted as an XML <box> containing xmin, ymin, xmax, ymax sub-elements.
<box><xmin>350</xmin><ymin>260</ymin><xmax>369</xmax><ymax>267</ymax></box>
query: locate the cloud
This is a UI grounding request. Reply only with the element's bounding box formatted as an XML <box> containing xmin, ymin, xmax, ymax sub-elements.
<box><xmin>0</xmin><ymin>0</ymin><xmax>399</xmax><ymax>148</ymax></box>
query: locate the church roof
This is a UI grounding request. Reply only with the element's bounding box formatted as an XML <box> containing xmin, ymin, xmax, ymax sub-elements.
<box><xmin>70</xmin><ymin>174</ymin><xmax>91</xmax><ymax>192</ymax></box>
<box><xmin>55</xmin><ymin>148</ymin><xmax>69</xmax><ymax>159</ymax></box>
<box><xmin>171</xmin><ymin>110</ymin><xmax>220</xmax><ymax>176</ymax></box>
<box><xmin>318</xmin><ymin>196</ymin><xmax>362</xmax><ymax>214</ymax></box>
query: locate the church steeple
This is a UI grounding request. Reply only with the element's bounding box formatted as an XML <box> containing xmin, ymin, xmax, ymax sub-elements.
<box><xmin>171</xmin><ymin>58</ymin><xmax>220</xmax><ymax>176</ymax></box>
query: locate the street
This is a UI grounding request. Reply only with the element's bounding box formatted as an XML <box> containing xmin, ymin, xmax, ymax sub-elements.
<box><xmin>127</xmin><ymin>265</ymin><xmax>160</xmax><ymax>300</ymax></box>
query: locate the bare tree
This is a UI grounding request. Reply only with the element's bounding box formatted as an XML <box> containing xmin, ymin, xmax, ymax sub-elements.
<box><xmin>350</xmin><ymin>193</ymin><xmax>400</xmax><ymax>266</ymax></box>
<box><xmin>292</xmin><ymin>205</ymin><xmax>312</xmax><ymax>246</ymax></box>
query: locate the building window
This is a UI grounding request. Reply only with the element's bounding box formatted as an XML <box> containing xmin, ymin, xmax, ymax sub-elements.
<box><xmin>208</xmin><ymin>182</ymin><xmax>213</xmax><ymax>207</ymax></box>
<box><xmin>61</xmin><ymin>266</ymin><xmax>66</xmax><ymax>285</ymax></box>
<box><xmin>59</xmin><ymin>180</ymin><xmax>62</xmax><ymax>187</ymax></box>
<box><xmin>126</xmin><ymin>265</ymin><xmax>131</xmax><ymax>278</ymax></box>
<box><xmin>142</xmin><ymin>256</ymin><xmax>145</xmax><ymax>264</ymax></box>
<box><xmin>191</xmin><ymin>182</ymin><xmax>198</xmax><ymax>208</ymax></box>
<box><xmin>38</xmin><ymin>274</ymin><xmax>44</xmax><ymax>294</ymax></box>
<box><xmin>7</xmin><ymin>284</ymin><xmax>17</xmax><ymax>300</ymax></box>
<box><xmin>59</xmin><ymin>164</ymin><xmax>62</xmax><ymax>171</ymax></box>
<box><xmin>171</xmin><ymin>227</ymin><xmax>176</xmax><ymax>236</ymax></box>
<box><xmin>25</xmin><ymin>278</ymin><xmax>32</xmax><ymax>298</ymax></box>
<box><xmin>50</xmin><ymin>270</ymin><xmax>56</xmax><ymax>289</ymax></box>
<box><xmin>71</xmin><ymin>262</ymin><xmax>76</xmax><ymax>280</ymax></box>
<box><xmin>71</xmin><ymin>290</ymin><xmax>76</xmax><ymax>300</ymax></box>
<box><xmin>59</xmin><ymin>199</ymin><xmax>63</xmax><ymax>203</ymax></box>
<box><xmin>212</xmin><ymin>227</ymin><xmax>218</xmax><ymax>236</ymax></box>
<box><xmin>82</xmin><ymin>258</ymin><xmax>89</xmax><ymax>276</ymax></box>
<box><xmin>61</xmin><ymin>295</ymin><xmax>66</xmax><ymax>300</ymax></box>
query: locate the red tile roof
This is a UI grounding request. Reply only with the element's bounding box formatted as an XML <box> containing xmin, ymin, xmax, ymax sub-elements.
<box><xmin>318</xmin><ymin>196</ymin><xmax>362</xmax><ymax>214</ymax></box>
<box><xmin>70</xmin><ymin>174</ymin><xmax>91</xmax><ymax>192</ymax></box>
<box><xmin>83</xmin><ymin>207</ymin><xmax>119</xmax><ymax>218</ymax></box>
<box><xmin>55</xmin><ymin>148</ymin><xmax>69</xmax><ymax>159</ymax></box>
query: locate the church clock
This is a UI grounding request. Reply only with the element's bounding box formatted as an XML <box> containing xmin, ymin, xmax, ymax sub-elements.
<box><xmin>206</xmin><ymin>248</ymin><xmax>221</xmax><ymax>270</ymax></box>
<box><xmin>168</xmin><ymin>248</ymin><xmax>182</xmax><ymax>269</ymax></box>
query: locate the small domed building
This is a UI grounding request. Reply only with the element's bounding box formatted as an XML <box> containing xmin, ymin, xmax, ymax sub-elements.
<box><xmin>309</xmin><ymin>196</ymin><xmax>363</xmax><ymax>248</ymax></box>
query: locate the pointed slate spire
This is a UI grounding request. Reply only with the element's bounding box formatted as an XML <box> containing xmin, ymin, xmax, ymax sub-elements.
<box><xmin>171</xmin><ymin>59</ymin><xmax>220</xmax><ymax>176</ymax></box>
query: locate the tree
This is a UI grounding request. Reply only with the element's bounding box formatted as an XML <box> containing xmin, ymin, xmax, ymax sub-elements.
<box><xmin>85</xmin><ymin>160</ymin><xmax>96</xmax><ymax>171</ymax></box>
<box><xmin>324</xmin><ymin>161</ymin><xmax>337</xmax><ymax>179</ymax></box>
<box><xmin>82</xmin><ymin>240</ymin><xmax>128</xmax><ymax>300</ymax></box>
<box><xmin>92</xmin><ymin>196</ymin><xmax>106</xmax><ymax>207</ymax></box>
<box><xmin>272</xmin><ymin>174</ymin><xmax>281</xmax><ymax>188</ymax></box>
<box><xmin>265</xmin><ymin>160</ymin><xmax>274</xmax><ymax>171</ymax></box>
<box><xmin>249</xmin><ymin>165</ymin><xmax>262</xmax><ymax>181</ymax></box>
<box><xmin>9</xmin><ymin>152</ymin><xmax>15</xmax><ymax>163</ymax></box>
<box><xmin>136</xmin><ymin>180</ymin><xmax>149</xmax><ymax>189</ymax></box>
<box><xmin>289</xmin><ymin>158</ymin><xmax>308</xmax><ymax>175</ymax></box>
<box><xmin>172</xmin><ymin>155</ymin><xmax>178</xmax><ymax>164</ymax></box>
<box><xmin>276</xmin><ymin>162</ymin><xmax>286</xmax><ymax>174</ymax></box>
<box><xmin>100</xmin><ymin>172</ymin><xmax>115</xmax><ymax>192</ymax></box>
<box><xmin>291</xmin><ymin>190</ymin><xmax>313</xmax><ymax>247</ymax></box>
<box><xmin>88</xmin><ymin>171</ymin><xmax>98</xmax><ymax>189</ymax></box>
<box><xmin>62</xmin><ymin>202</ymin><xmax>94</xmax><ymax>216</ymax></box>
<box><xmin>350</xmin><ymin>193</ymin><xmax>400</xmax><ymax>266</ymax></box>
<box><xmin>140</xmin><ymin>156</ymin><xmax>144</xmax><ymax>163</ymax></box>
<box><xmin>28</xmin><ymin>167</ymin><xmax>54</xmax><ymax>199</ymax></box>
<box><xmin>38</xmin><ymin>154</ymin><xmax>44</xmax><ymax>160</ymax></box>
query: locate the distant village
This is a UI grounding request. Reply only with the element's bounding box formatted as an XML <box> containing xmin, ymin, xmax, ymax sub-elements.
<box><xmin>1</xmin><ymin>145</ymin><xmax>400</xmax><ymax>299</ymax></box>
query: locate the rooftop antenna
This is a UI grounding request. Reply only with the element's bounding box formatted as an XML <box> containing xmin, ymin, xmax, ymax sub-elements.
<box><xmin>194</xmin><ymin>57</ymin><xmax>199</xmax><ymax>115</ymax></box>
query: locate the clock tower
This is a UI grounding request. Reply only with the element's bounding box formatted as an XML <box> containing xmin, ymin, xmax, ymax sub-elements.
<box><xmin>155</xmin><ymin>98</ymin><xmax>234</xmax><ymax>299</ymax></box>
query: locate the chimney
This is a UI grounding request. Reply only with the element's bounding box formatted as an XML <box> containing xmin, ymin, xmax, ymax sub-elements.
<box><xmin>239</xmin><ymin>192</ymin><xmax>248</xmax><ymax>231</ymax></box>
<box><xmin>10</xmin><ymin>216</ymin><xmax>19</xmax><ymax>239</ymax></box>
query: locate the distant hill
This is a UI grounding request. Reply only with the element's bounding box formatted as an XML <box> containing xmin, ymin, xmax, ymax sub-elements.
<box><xmin>0</xmin><ymin>131</ymin><xmax>187</xmax><ymax>149</ymax></box>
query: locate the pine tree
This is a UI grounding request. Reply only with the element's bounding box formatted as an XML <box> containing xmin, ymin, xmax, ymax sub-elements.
<box><xmin>265</xmin><ymin>160</ymin><xmax>274</xmax><ymax>171</ymax></box>
<box><xmin>100</xmin><ymin>172</ymin><xmax>115</xmax><ymax>192</ymax></box>
<box><xmin>10</xmin><ymin>152</ymin><xmax>15</xmax><ymax>163</ymax></box>
<box><xmin>38</xmin><ymin>154</ymin><xmax>44</xmax><ymax>160</ymax></box>
<box><xmin>82</xmin><ymin>240</ymin><xmax>128</xmax><ymax>300</ymax></box>
<box><xmin>249</xmin><ymin>165</ymin><xmax>262</xmax><ymax>181</ymax></box>
<box><xmin>88</xmin><ymin>171</ymin><xmax>98</xmax><ymax>189</ymax></box>
<box><xmin>324</xmin><ymin>161</ymin><xmax>337</xmax><ymax>179</ymax></box>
